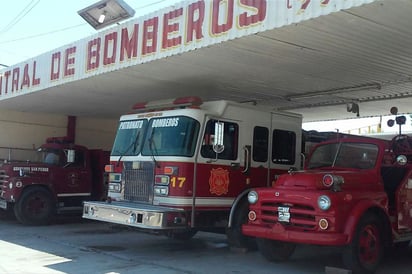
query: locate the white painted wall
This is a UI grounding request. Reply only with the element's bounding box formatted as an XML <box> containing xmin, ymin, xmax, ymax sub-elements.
<box><xmin>0</xmin><ymin>109</ymin><xmax>117</xmax><ymax>151</ymax></box>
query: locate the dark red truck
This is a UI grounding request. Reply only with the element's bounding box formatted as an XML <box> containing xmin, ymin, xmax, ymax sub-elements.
<box><xmin>0</xmin><ymin>136</ymin><xmax>109</xmax><ymax>225</ymax></box>
<box><xmin>242</xmin><ymin>114</ymin><xmax>412</xmax><ymax>273</ymax></box>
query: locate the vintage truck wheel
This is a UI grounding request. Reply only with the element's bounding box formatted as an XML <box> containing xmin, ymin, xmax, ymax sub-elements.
<box><xmin>256</xmin><ymin>238</ymin><xmax>296</xmax><ymax>262</ymax></box>
<box><xmin>14</xmin><ymin>187</ymin><xmax>55</xmax><ymax>226</ymax></box>
<box><xmin>342</xmin><ymin>214</ymin><xmax>383</xmax><ymax>274</ymax></box>
<box><xmin>166</xmin><ymin>229</ymin><xmax>198</xmax><ymax>240</ymax></box>
<box><xmin>226</xmin><ymin>200</ymin><xmax>257</xmax><ymax>250</ymax></box>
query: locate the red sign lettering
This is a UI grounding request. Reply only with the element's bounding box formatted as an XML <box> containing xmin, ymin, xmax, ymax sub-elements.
<box><xmin>87</xmin><ymin>38</ymin><xmax>101</xmax><ymax>71</ymax></box>
<box><xmin>32</xmin><ymin>61</ymin><xmax>40</xmax><ymax>86</ymax></box>
<box><xmin>12</xmin><ymin>68</ymin><xmax>20</xmax><ymax>92</ymax></box>
<box><xmin>162</xmin><ymin>8</ymin><xmax>183</xmax><ymax>49</ymax></box>
<box><xmin>103</xmin><ymin>32</ymin><xmax>117</xmax><ymax>65</ymax></box>
<box><xmin>51</xmin><ymin>52</ymin><xmax>61</xmax><ymax>80</ymax></box>
<box><xmin>2</xmin><ymin>71</ymin><xmax>10</xmax><ymax>94</ymax></box>
<box><xmin>142</xmin><ymin>17</ymin><xmax>159</xmax><ymax>55</ymax></box>
<box><xmin>21</xmin><ymin>64</ymin><xmax>30</xmax><ymax>89</ymax></box>
<box><xmin>64</xmin><ymin>47</ymin><xmax>76</xmax><ymax>77</ymax></box>
<box><xmin>186</xmin><ymin>1</ymin><xmax>205</xmax><ymax>44</ymax></box>
<box><xmin>120</xmin><ymin>24</ymin><xmax>139</xmax><ymax>61</ymax></box>
<box><xmin>238</xmin><ymin>0</ymin><xmax>267</xmax><ymax>27</ymax></box>
<box><xmin>211</xmin><ymin>0</ymin><xmax>234</xmax><ymax>35</ymax></box>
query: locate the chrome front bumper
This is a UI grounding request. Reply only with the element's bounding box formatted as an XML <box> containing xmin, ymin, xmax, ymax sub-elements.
<box><xmin>82</xmin><ymin>201</ymin><xmax>187</xmax><ymax>229</ymax></box>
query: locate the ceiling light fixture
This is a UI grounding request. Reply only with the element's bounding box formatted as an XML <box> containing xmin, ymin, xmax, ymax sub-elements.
<box><xmin>78</xmin><ymin>0</ymin><xmax>135</xmax><ymax>30</ymax></box>
<box><xmin>286</xmin><ymin>83</ymin><xmax>382</xmax><ymax>101</ymax></box>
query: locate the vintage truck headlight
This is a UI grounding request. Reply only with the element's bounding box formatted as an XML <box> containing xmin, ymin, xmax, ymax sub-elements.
<box><xmin>248</xmin><ymin>190</ymin><xmax>258</xmax><ymax>204</ymax></box>
<box><xmin>318</xmin><ymin>195</ymin><xmax>331</xmax><ymax>211</ymax></box>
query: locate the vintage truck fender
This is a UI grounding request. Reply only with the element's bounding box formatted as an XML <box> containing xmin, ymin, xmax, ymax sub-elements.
<box><xmin>228</xmin><ymin>189</ymin><xmax>251</xmax><ymax>228</ymax></box>
<box><xmin>6</xmin><ymin>177</ymin><xmax>55</xmax><ymax>202</ymax></box>
<box><xmin>343</xmin><ymin>199</ymin><xmax>391</xmax><ymax>245</ymax></box>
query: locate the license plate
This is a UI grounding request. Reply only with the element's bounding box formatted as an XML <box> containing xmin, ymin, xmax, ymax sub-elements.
<box><xmin>0</xmin><ymin>199</ymin><xmax>7</xmax><ymax>209</ymax></box>
<box><xmin>278</xmin><ymin>206</ymin><xmax>290</xmax><ymax>222</ymax></box>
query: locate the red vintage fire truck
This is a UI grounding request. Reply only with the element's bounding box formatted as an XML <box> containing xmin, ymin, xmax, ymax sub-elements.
<box><xmin>0</xmin><ymin>118</ymin><xmax>109</xmax><ymax>225</ymax></box>
<box><xmin>83</xmin><ymin>96</ymin><xmax>304</xmax><ymax>246</ymax></box>
<box><xmin>242</xmin><ymin>108</ymin><xmax>412</xmax><ymax>273</ymax></box>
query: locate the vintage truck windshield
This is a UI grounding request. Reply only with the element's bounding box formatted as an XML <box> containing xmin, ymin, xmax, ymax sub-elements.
<box><xmin>111</xmin><ymin>119</ymin><xmax>148</xmax><ymax>156</ymax></box>
<box><xmin>308</xmin><ymin>142</ymin><xmax>379</xmax><ymax>170</ymax></box>
<box><xmin>142</xmin><ymin>116</ymin><xmax>200</xmax><ymax>157</ymax></box>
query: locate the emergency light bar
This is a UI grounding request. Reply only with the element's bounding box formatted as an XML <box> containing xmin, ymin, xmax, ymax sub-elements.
<box><xmin>132</xmin><ymin>96</ymin><xmax>203</xmax><ymax>112</ymax></box>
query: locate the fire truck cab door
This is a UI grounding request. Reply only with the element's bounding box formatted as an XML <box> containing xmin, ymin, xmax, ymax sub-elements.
<box><xmin>58</xmin><ymin>149</ymin><xmax>92</xmax><ymax>196</ymax></box>
<box><xmin>198</xmin><ymin>119</ymin><xmax>268</xmax><ymax>199</ymax></box>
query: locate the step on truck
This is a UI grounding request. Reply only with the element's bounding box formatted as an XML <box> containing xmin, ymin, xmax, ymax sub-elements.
<box><xmin>83</xmin><ymin>96</ymin><xmax>304</xmax><ymax>246</ymax></box>
<box><xmin>242</xmin><ymin>107</ymin><xmax>412</xmax><ymax>273</ymax></box>
<box><xmin>0</xmin><ymin>136</ymin><xmax>109</xmax><ymax>225</ymax></box>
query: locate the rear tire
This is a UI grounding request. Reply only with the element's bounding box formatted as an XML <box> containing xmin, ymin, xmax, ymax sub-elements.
<box><xmin>342</xmin><ymin>214</ymin><xmax>383</xmax><ymax>274</ymax></box>
<box><xmin>14</xmin><ymin>187</ymin><xmax>55</xmax><ymax>226</ymax></box>
<box><xmin>256</xmin><ymin>238</ymin><xmax>296</xmax><ymax>262</ymax></box>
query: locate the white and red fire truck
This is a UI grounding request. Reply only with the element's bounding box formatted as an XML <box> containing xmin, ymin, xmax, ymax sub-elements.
<box><xmin>83</xmin><ymin>96</ymin><xmax>303</xmax><ymax>246</ymax></box>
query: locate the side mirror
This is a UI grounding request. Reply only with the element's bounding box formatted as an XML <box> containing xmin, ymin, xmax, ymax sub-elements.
<box><xmin>66</xmin><ymin>149</ymin><xmax>75</xmax><ymax>163</ymax></box>
<box><xmin>213</xmin><ymin>121</ymin><xmax>225</xmax><ymax>154</ymax></box>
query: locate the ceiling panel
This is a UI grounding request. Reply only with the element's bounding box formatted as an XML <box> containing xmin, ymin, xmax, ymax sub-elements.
<box><xmin>0</xmin><ymin>0</ymin><xmax>411</xmax><ymax>122</ymax></box>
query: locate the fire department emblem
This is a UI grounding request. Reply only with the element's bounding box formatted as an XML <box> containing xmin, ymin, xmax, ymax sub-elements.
<box><xmin>209</xmin><ymin>168</ymin><xmax>229</xmax><ymax>196</ymax></box>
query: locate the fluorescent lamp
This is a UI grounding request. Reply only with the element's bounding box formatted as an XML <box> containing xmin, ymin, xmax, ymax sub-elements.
<box><xmin>98</xmin><ymin>12</ymin><xmax>106</xmax><ymax>23</ymax></box>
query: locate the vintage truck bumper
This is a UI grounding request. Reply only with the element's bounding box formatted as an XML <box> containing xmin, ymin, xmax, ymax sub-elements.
<box><xmin>0</xmin><ymin>198</ymin><xmax>7</xmax><ymax>209</ymax></box>
<box><xmin>242</xmin><ymin>223</ymin><xmax>349</xmax><ymax>246</ymax></box>
<box><xmin>83</xmin><ymin>201</ymin><xmax>189</xmax><ymax>229</ymax></box>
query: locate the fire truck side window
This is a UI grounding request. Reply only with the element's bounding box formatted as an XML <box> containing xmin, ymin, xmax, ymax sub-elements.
<box><xmin>253</xmin><ymin>126</ymin><xmax>268</xmax><ymax>162</ymax></box>
<box><xmin>70</xmin><ymin>150</ymin><xmax>85</xmax><ymax>168</ymax></box>
<box><xmin>201</xmin><ymin>120</ymin><xmax>238</xmax><ymax>160</ymax></box>
<box><xmin>272</xmin><ymin>129</ymin><xmax>296</xmax><ymax>165</ymax></box>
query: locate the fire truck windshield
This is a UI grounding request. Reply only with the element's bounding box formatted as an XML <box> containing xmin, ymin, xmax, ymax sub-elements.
<box><xmin>111</xmin><ymin>119</ymin><xmax>148</xmax><ymax>156</ymax></box>
<box><xmin>307</xmin><ymin>142</ymin><xmax>378</xmax><ymax>170</ymax></box>
<box><xmin>141</xmin><ymin>116</ymin><xmax>200</xmax><ymax>157</ymax></box>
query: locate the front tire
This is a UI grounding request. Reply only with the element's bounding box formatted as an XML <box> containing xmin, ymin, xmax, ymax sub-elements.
<box><xmin>256</xmin><ymin>238</ymin><xmax>296</xmax><ymax>262</ymax></box>
<box><xmin>14</xmin><ymin>187</ymin><xmax>55</xmax><ymax>226</ymax></box>
<box><xmin>166</xmin><ymin>229</ymin><xmax>198</xmax><ymax>240</ymax></box>
<box><xmin>226</xmin><ymin>200</ymin><xmax>256</xmax><ymax>250</ymax></box>
<box><xmin>342</xmin><ymin>214</ymin><xmax>383</xmax><ymax>274</ymax></box>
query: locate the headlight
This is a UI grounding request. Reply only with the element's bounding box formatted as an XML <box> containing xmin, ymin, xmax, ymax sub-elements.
<box><xmin>154</xmin><ymin>186</ymin><xmax>169</xmax><ymax>196</ymax></box>
<box><xmin>248</xmin><ymin>190</ymin><xmax>258</xmax><ymax>204</ymax></box>
<box><xmin>318</xmin><ymin>195</ymin><xmax>331</xmax><ymax>211</ymax></box>
<box><xmin>108</xmin><ymin>183</ymin><xmax>121</xmax><ymax>193</ymax></box>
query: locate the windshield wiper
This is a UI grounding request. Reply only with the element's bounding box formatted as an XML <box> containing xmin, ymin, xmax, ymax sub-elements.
<box><xmin>117</xmin><ymin>131</ymin><xmax>140</xmax><ymax>166</ymax></box>
<box><xmin>148</xmin><ymin>128</ymin><xmax>160</xmax><ymax>168</ymax></box>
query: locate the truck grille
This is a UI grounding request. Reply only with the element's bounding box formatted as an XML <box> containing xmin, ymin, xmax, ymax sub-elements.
<box><xmin>123</xmin><ymin>161</ymin><xmax>155</xmax><ymax>203</ymax></box>
<box><xmin>0</xmin><ymin>169</ymin><xmax>8</xmax><ymax>184</ymax></box>
<box><xmin>0</xmin><ymin>169</ymin><xmax>8</xmax><ymax>197</ymax></box>
<box><xmin>258</xmin><ymin>200</ymin><xmax>317</xmax><ymax>230</ymax></box>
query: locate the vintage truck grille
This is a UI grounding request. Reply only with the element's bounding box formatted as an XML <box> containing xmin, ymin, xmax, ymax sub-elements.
<box><xmin>123</xmin><ymin>161</ymin><xmax>155</xmax><ymax>203</ymax></box>
<box><xmin>0</xmin><ymin>169</ymin><xmax>8</xmax><ymax>197</ymax></box>
<box><xmin>258</xmin><ymin>201</ymin><xmax>317</xmax><ymax>230</ymax></box>
<box><xmin>0</xmin><ymin>169</ymin><xmax>8</xmax><ymax>184</ymax></box>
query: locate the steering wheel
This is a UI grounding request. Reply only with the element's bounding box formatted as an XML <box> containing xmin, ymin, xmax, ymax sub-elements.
<box><xmin>392</xmin><ymin>135</ymin><xmax>412</xmax><ymax>154</ymax></box>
